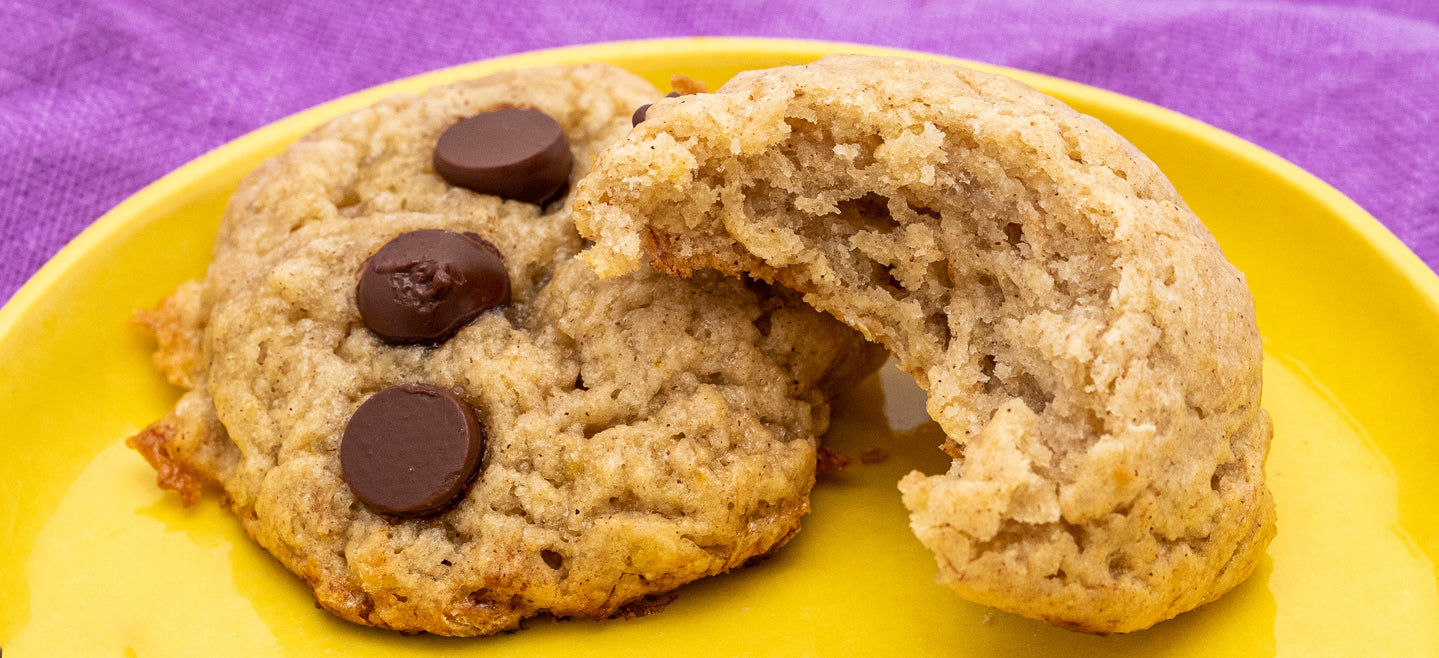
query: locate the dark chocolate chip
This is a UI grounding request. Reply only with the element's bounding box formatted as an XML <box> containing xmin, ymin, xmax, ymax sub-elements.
<box><xmin>356</xmin><ymin>229</ymin><xmax>510</xmax><ymax>345</ymax></box>
<box><xmin>631</xmin><ymin>92</ymin><xmax>681</xmax><ymax>126</ymax></box>
<box><xmin>341</xmin><ymin>383</ymin><xmax>485</xmax><ymax>517</ymax></box>
<box><xmin>433</xmin><ymin>108</ymin><xmax>572</xmax><ymax>205</ymax></box>
<box><xmin>630</xmin><ymin>104</ymin><xmax>652</xmax><ymax>127</ymax></box>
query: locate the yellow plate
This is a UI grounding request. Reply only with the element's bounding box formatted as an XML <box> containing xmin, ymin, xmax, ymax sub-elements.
<box><xmin>2</xmin><ymin>37</ymin><xmax>1436</xmax><ymax>656</ymax></box>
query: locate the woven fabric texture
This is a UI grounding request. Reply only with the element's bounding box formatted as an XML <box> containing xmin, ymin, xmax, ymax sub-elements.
<box><xmin>1</xmin><ymin>0</ymin><xmax>1435</xmax><ymax>302</ymax></box>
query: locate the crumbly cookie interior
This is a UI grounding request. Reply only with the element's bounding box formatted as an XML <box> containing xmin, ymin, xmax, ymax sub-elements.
<box><xmin>576</xmin><ymin>54</ymin><xmax>1275</xmax><ymax>633</ymax></box>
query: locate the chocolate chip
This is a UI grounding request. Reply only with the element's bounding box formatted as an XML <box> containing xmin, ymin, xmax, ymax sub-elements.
<box><xmin>630</xmin><ymin>105</ymin><xmax>651</xmax><ymax>127</ymax></box>
<box><xmin>341</xmin><ymin>383</ymin><xmax>485</xmax><ymax>517</ymax></box>
<box><xmin>356</xmin><ymin>229</ymin><xmax>510</xmax><ymax>345</ymax></box>
<box><xmin>433</xmin><ymin>108</ymin><xmax>572</xmax><ymax>205</ymax></box>
<box><xmin>632</xmin><ymin>92</ymin><xmax>681</xmax><ymax>126</ymax></box>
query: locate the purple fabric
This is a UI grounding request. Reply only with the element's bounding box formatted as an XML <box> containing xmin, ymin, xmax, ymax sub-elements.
<box><xmin>2</xmin><ymin>0</ymin><xmax>1436</xmax><ymax>304</ymax></box>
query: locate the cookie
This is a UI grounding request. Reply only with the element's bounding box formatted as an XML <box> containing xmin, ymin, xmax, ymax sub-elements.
<box><xmin>573</xmin><ymin>54</ymin><xmax>1276</xmax><ymax>633</ymax></box>
<box><xmin>128</xmin><ymin>63</ymin><xmax>884</xmax><ymax>636</ymax></box>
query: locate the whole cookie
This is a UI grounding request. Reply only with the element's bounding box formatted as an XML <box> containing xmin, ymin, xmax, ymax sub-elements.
<box><xmin>574</xmin><ymin>54</ymin><xmax>1276</xmax><ymax>633</ymax></box>
<box><xmin>128</xmin><ymin>64</ymin><xmax>884</xmax><ymax>636</ymax></box>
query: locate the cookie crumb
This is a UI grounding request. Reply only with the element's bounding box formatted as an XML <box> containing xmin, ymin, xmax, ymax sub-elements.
<box><xmin>670</xmin><ymin>74</ymin><xmax>708</xmax><ymax>96</ymax></box>
<box><xmin>816</xmin><ymin>446</ymin><xmax>852</xmax><ymax>473</ymax></box>
<box><xmin>860</xmin><ymin>448</ymin><xmax>888</xmax><ymax>464</ymax></box>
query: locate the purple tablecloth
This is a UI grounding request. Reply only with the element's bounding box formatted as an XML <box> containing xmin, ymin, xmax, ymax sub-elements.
<box><xmin>2</xmin><ymin>0</ymin><xmax>1436</xmax><ymax>304</ymax></box>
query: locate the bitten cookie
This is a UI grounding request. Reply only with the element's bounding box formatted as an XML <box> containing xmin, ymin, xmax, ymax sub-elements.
<box><xmin>128</xmin><ymin>63</ymin><xmax>883</xmax><ymax>636</ymax></box>
<box><xmin>574</xmin><ymin>54</ymin><xmax>1276</xmax><ymax>633</ymax></box>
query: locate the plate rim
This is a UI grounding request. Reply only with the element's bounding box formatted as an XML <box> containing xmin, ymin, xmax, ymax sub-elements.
<box><xmin>2</xmin><ymin>35</ymin><xmax>1437</xmax><ymax>652</ymax></box>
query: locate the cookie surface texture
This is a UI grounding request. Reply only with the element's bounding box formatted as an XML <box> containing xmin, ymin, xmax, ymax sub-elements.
<box><xmin>573</xmin><ymin>54</ymin><xmax>1276</xmax><ymax>633</ymax></box>
<box><xmin>129</xmin><ymin>63</ymin><xmax>883</xmax><ymax>636</ymax></box>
